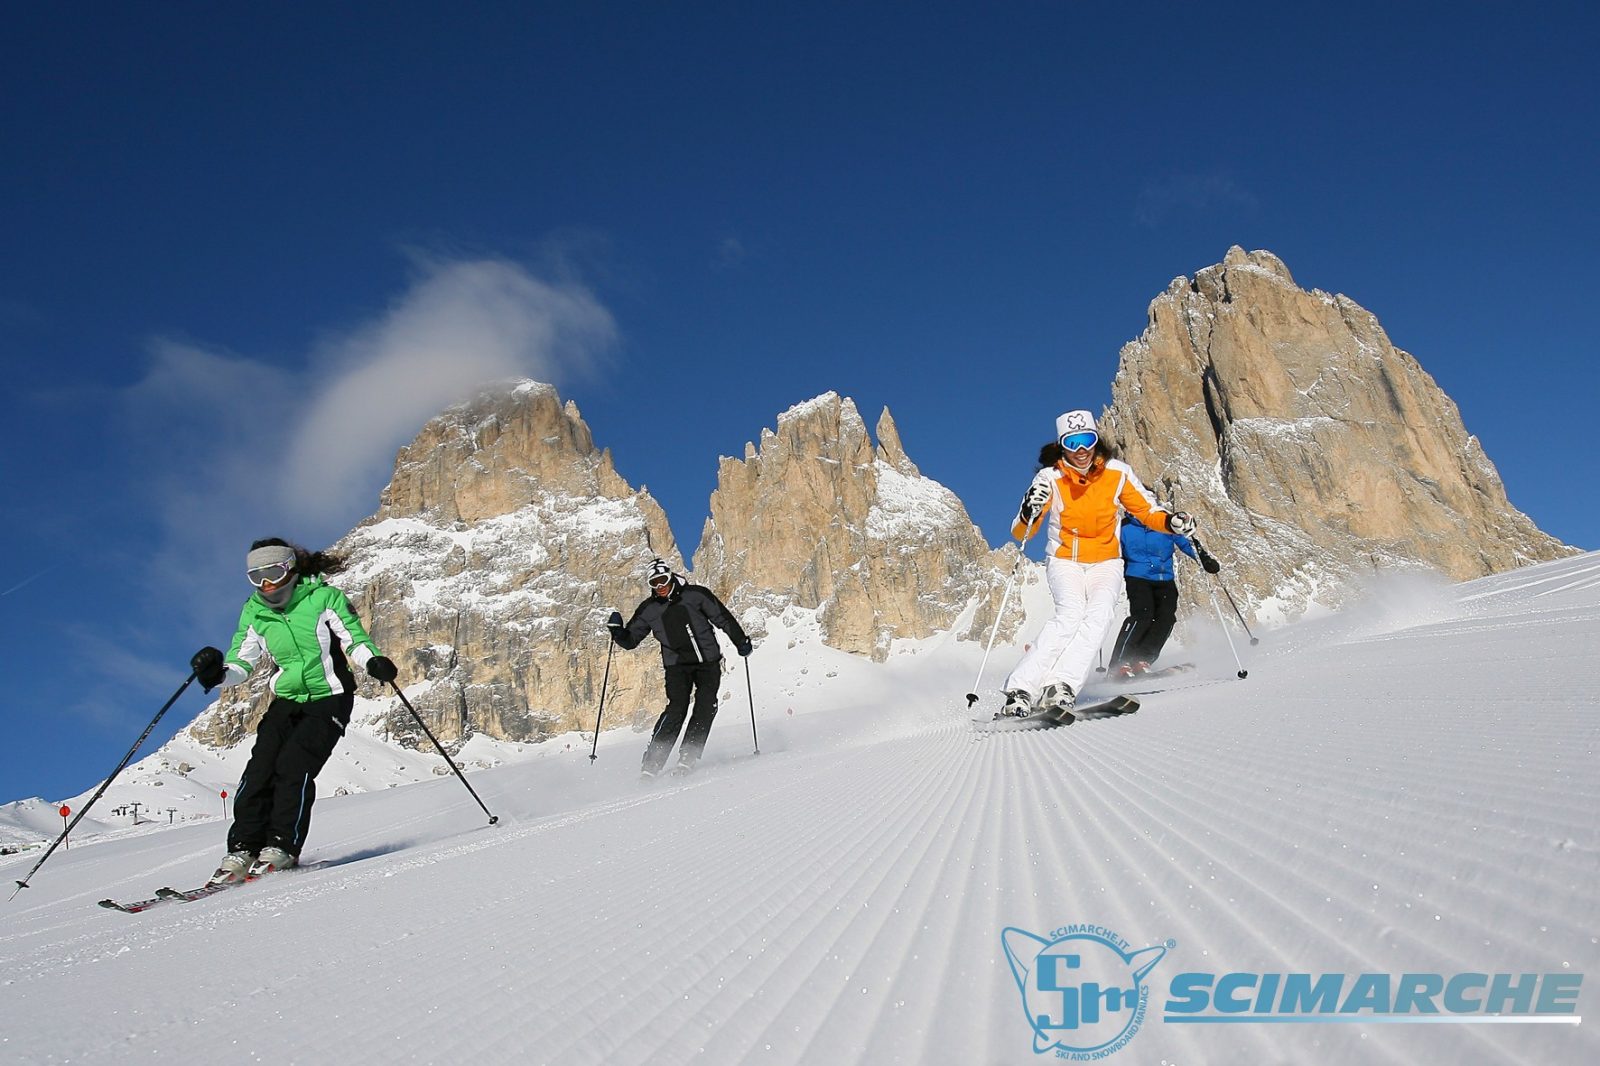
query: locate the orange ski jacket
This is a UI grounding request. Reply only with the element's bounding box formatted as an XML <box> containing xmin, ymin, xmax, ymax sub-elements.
<box><xmin>1011</xmin><ymin>456</ymin><xmax>1175</xmax><ymax>563</ymax></box>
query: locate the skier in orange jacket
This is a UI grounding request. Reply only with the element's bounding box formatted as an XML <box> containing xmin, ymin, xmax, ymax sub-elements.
<box><xmin>1001</xmin><ymin>409</ymin><xmax>1195</xmax><ymax>718</ymax></box>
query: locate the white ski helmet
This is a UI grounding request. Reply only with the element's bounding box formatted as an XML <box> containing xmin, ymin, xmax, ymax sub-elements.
<box><xmin>646</xmin><ymin>558</ymin><xmax>675</xmax><ymax>590</ymax></box>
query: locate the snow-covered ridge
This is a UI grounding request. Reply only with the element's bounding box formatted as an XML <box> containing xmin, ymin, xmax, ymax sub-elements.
<box><xmin>864</xmin><ymin>462</ymin><xmax>967</xmax><ymax>539</ymax></box>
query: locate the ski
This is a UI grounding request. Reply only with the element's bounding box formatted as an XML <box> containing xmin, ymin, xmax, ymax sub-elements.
<box><xmin>97</xmin><ymin>891</ymin><xmax>174</xmax><ymax>914</ymax></box>
<box><xmin>1113</xmin><ymin>663</ymin><xmax>1193</xmax><ymax>682</ymax></box>
<box><xmin>988</xmin><ymin>696</ymin><xmax>1139</xmax><ymax>730</ymax></box>
<box><xmin>97</xmin><ymin>882</ymin><xmax>239</xmax><ymax>911</ymax></box>
<box><xmin>988</xmin><ymin>708</ymin><xmax>1061</xmax><ymax>731</ymax></box>
<box><xmin>1052</xmin><ymin>694</ymin><xmax>1139</xmax><ymax>722</ymax></box>
<box><xmin>99</xmin><ymin>861</ymin><xmax>327</xmax><ymax>913</ymax></box>
<box><xmin>156</xmin><ymin>880</ymin><xmax>249</xmax><ymax>903</ymax></box>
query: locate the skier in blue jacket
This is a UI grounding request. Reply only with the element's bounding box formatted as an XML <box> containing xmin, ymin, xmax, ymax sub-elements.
<box><xmin>1109</xmin><ymin>512</ymin><xmax>1220</xmax><ymax>677</ymax></box>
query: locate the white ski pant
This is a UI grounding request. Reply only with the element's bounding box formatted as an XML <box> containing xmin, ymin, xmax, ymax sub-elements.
<box><xmin>1005</xmin><ymin>557</ymin><xmax>1124</xmax><ymax>698</ymax></box>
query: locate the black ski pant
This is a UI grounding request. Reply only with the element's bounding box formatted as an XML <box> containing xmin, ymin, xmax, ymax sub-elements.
<box><xmin>228</xmin><ymin>692</ymin><xmax>352</xmax><ymax>857</ymax></box>
<box><xmin>1112</xmin><ymin>576</ymin><xmax>1180</xmax><ymax>666</ymax></box>
<box><xmin>643</xmin><ymin>661</ymin><xmax>721</xmax><ymax>773</ymax></box>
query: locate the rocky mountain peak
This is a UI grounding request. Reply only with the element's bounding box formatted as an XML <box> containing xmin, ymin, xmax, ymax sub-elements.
<box><xmin>694</xmin><ymin>393</ymin><xmax>1020</xmax><ymax>660</ymax></box>
<box><xmin>375</xmin><ymin>380</ymin><xmax>636</xmax><ymax>524</ymax></box>
<box><xmin>1102</xmin><ymin>246</ymin><xmax>1574</xmax><ymax>622</ymax></box>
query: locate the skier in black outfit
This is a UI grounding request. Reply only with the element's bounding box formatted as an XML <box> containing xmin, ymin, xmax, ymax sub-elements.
<box><xmin>1109</xmin><ymin>512</ymin><xmax>1221</xmax><ymax>676</ymax></box>
<box><xmin>608</xmin><ymin>559</ymin><xmax>752</xmax><ymax>777</ymax></box>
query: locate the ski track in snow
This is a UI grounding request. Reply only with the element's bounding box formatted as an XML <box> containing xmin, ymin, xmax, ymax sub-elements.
<box><xmin>2</xmin><ymin>554</ymin><xmax>1598</xmax><ymax>1065</ymax></box>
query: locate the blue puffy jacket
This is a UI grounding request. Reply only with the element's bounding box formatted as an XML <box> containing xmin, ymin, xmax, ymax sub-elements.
<box><xmin>1121</xmin><ymin>514</ymin><xmax>1197</xmax><ymax>583</ymax></box>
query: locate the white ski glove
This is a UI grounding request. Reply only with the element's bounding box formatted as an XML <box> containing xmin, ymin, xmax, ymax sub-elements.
<box><xmin>1020</xmin><ymin>478</ymin><xmax>1052</xmax><ymax>522</ymax></box>
<box><xmin>1167</xmin><ymin>511</ymin><xmax>1196</xmax><ymax>536</ymax></box>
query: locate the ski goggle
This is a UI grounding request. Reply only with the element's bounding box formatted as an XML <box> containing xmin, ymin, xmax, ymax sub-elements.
<box><xmin>1060</xmin><ymin>430</ymin><xmax>1099</xmax><ymax>452</ymax></box>
<box><xmin>648</xmin><ymin>573</ymin><xmax>672</xmax><ymax>589</ymax></box>
<box><xmin>247</xmin><ymin>561</ymin><xmax>295</xmax><ymax>588</ymax></box>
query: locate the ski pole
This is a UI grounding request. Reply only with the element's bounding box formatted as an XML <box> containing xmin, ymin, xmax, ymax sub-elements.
<box><xmin>1217</xmin><ymin>582</ymin><xmax>1259</xmax><ymax>645</ymax></box>
<box><xmin>1205</xmin><ymin>581</ymin><xmax>1249</xmax><ymax>679</ymax></box>
<box><xmin>744</xmin><ymin>656</ymin><xmax>759</xmax><ymax>755</ymax></box>
<box><xmin>966</xmin><ymin>546</ymin><xmax>1026</xmax><ymax>713</ymax></box>
<box><xmin>12</xmin><ymin>671</ymin><xmax>197</xmax><ymax>896</ymax></box>
<box><xmin>386</xmin><ymin>681</ymin><xmax>498</xmax><ymax>825</ymax></box>
<box><xmin>1191</xmin><ymin>536</ymin><xmax>1259</xmax><ymax>645</ymax></box>
<box><xmin>588</xmin><ymin>640</ymin><xmax>615</xmax><ymax>763</ymax></box>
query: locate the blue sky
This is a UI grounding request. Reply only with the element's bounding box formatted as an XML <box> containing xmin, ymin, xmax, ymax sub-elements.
<box><xmin>3</xmin><ymin>2</ymin><xmax>1596</xmax><ymax>804</ymax></box>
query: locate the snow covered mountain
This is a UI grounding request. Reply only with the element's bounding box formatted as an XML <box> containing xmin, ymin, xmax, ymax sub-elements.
<box><xmin>4</xmin><ymin>551</ymin><xmax>1596</xmax><ymax>1064</ymax></box>
<box><xmin>694</xmin><ymin>393</ymin><xmax>1023</xmax><ymax>660</ymax></box>
<box><xmin>136</xmin><ymin>382</ymin><xmax>1021</xmax><ymax>770</ymax></box>
<box><xmin>1101</xmin><ymin>247</ymin><xmax>1575</xmax><ymax>626</ymax></box>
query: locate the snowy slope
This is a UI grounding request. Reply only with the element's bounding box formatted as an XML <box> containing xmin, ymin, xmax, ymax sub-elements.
<box><xmin>2</xmin><ymin>554</ymin><xmax>1597</xmax><ymax>1065</ymax></box>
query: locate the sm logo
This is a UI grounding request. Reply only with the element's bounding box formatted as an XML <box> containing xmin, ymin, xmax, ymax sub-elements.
<box><xmin>1002</xmin><ymin>925</ymin><xmax>1168</xmax><ymax>1056</ymax></box>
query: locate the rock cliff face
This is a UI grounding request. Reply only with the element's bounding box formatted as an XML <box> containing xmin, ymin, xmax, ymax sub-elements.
<box><xmin>1101</xmin><ymin>246</ymin><xmax>1574</xmax><ymax>622</ymax></box>
<box><xmin>188</xmin><ymin>382</ymin><xmax>685</xmax><ymax>750</ymax></box>
<box><xmin>692</xmin><ymin>393</ymin><xmax>1022</xmax><ymax>660</ymax></box>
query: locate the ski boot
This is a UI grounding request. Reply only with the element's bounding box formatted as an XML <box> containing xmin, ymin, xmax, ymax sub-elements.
<box><xmin>1040</xmin><ymin>683</ymin><xmax>1076</xmax><ymax>717</ymax></box>
<box><xmin>208</xmin><ymin>849</ymin><xmax>256</xmax><ymax>885</ymax></box>
<box><xmin>249</xmin><ymin>846</ymin><xmax>296</xmax><ymax>876</ymax></box>
<box><xmin>998</xmin><ymin>689</ymin><xmax>1034</xmax><ymax>718</ymax></box>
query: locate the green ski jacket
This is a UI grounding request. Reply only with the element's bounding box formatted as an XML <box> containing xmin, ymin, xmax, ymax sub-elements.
<box><xmin>219</xmin><ymin>575</ymin><xmax>382</xmax><ymax>702</ymax></box>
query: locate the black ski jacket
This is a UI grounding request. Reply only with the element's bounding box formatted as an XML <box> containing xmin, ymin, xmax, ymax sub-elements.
<box><xmin>612</xmin><ymin>581</ymin><xmax>748</xmax><ymax>667</ymax></box>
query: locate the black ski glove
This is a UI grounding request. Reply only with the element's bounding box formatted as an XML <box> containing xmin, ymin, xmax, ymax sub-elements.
<box><xmin>191</xmin><ymin>646</ymin><xmax>226</xmax><ymax>692</ymax></box>
<box><xmin>607</xmin><ymin>611</ymin><xmax>626</xmax><ymax>644</ymax></box>
<box><xmin>1199</xmin><ymin>549</ymin><xmax>1221</xmax><ymax>575</ymax></box>
<box><xmin>736</xmin><ymin>638</ymin><xmax>753</xmax><ymax>657</ymax></box>
<box><xmin>367</xmin><ymin>655</ymin><xmax>398</xmax><ymax>683</ymax></box>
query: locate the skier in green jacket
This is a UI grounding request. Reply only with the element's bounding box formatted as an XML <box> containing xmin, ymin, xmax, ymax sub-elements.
<box><xmin>190</xmin><ymin>538</ymin><xmax>397</xmax><ymax>883</ymax></box>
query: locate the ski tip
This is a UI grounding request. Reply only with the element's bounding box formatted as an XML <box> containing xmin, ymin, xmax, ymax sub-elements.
<box><xmin>96</xmin><ymin>899</ymin><xmax>118</xmax><ymax>909</ymax></box>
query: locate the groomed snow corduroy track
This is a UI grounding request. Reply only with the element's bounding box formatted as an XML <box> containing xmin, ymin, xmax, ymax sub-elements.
<box><xmin>3</xmin><ymin>554</ymin><xmax>1597</xmax><ymax>1065</ymax></box>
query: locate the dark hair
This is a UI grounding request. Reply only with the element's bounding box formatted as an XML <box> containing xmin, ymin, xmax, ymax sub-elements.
<box><xmin>1037</xmin><ymin>438</ymin><xmax>1117</xmax><ymax>469</ymax></box>
<box><xmin>250</xmin><ymin>537</ymin><xmax>346</xmax><ymax>577</ymax></box>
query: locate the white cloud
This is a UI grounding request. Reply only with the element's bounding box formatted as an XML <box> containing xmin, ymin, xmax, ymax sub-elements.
<box><xmin>117</xmin><ymin>256</ymin><xmax>617</xmax><ymax>622</ymax></box>
<box><xmin>276</xmin><ymin>257</ymin><xmax>616</xmax><ymax>524</ymax></box>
